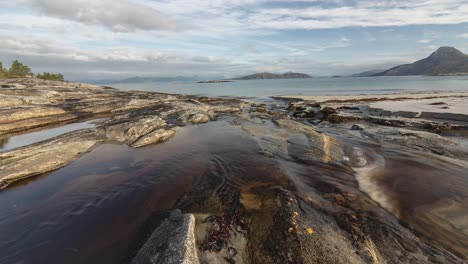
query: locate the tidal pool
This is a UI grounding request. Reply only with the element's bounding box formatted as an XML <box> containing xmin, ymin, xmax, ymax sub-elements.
<box><xmin>0</xmin><ymin>119</ymin><xmax>466</xmax><ymax>263</ymax></box>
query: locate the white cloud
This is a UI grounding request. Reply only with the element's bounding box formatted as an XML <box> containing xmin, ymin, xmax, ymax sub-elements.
<box><xmin>2</xmin><ymin>0</ymin><xmax>468</xmax><ymax>79</ymax></box>
<box><xmin>245</xmin><ymin>1</ymin><xmax>468</xmax><ymax>30</ymax></box>
<box><xmin>22</xmin><ymin>0</ymin><xmax>180</xmax><ymax>32</ymax></box>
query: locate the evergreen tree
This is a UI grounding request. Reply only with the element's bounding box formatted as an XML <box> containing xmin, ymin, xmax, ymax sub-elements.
<box><xmin>8</xmin><ymin>60</ymin><xmax>32</xmax><ymax>77</ymax></box>
<box><xmin>36</xmin><ymin>72</ymin><xmax>65</xmax><ymax>81</ymax></box>
<box><xmin>0</xmin><ymin>62</ymin><xmax>6</xmax><ymax>78</ymax></box>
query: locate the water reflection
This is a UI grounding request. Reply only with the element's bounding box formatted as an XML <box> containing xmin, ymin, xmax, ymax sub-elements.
<box><xmin>0</xmin><ymin>118</ymin><xmax>107</xmax><ymax>152</ymax></box>
<box><xmin>0</xmin><ymin>119</ymin><xmax>466</xmax><ymax>263</ymax></box>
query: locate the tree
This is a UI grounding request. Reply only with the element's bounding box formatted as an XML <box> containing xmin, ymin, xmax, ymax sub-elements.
<box><xmin>0</xmin><ymin>62</ymin><xmax>6</xmax><ymax>78</ymax></box>
<box><xmin>36</xmin><ymin>72</ymin><xmax>65</xmax><ymax>81</ymax></box>
<box><xmin>8</xmin><ymin>60</ymin><xmax>33</xmax><ymax>77</ymax></box>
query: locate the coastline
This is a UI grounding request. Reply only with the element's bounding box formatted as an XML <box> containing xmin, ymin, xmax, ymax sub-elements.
<box><xmin>0</xmin><ymin>78</ymin><xmax>246</xmax><ymax>189</ymax></box>
<box><xmin>0</xmin><ymin>77</ymin><xmax>467</xmax><ymax>263</ymax></box>
<box><xmin>273</xmin><ymin>90</ymin><xmax>468</xmax><ymax>103</ymax></box>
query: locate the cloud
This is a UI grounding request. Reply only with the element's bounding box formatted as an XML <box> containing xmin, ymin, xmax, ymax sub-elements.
<box><xmin>456</xmin><ymin>33</ymin><xmax>468</xmax><ymax>38</ymax></box>
<box><xmin>3</xmin><ymin>0</ymin><xmax>468</xmax><ymax>79</ymax></box>
<box><xmin>22</xmin><ymin>0</ymin><xmax>180</xmax><ymax>32</ymax></box>
<box><xmin>245</xmin><ymin>1</ymin><xmax>468</xmax><ymax>30</ymax></box>
<box><xmin>0</xmin><ymin>35</ymin><xmax>243</xmax><ymax>80</ymax></box>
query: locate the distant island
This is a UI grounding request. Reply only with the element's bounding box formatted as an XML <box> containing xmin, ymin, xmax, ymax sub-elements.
<box><xmin>197</xmin><ymin>80</ymin><xmax>233</xmax><ymax>83</ymax></box>
<box><xmin>373</xmin><ymin>47</ymin><xmax>468</xmax><ymax>76</ymax></box>
<box><xmin>234</xmin><ymin>72</ymin><xmax>312</xmax><ymax>80</ymax></box>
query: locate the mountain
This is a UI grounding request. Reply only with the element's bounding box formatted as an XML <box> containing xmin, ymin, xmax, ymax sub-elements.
<box><xmin>351</xmin><ymin>69</ymin><xmax>386</xmax><ymax>77</ymax></box>
<box><xmin>374</xmin><ymin>47</ymin><xmax>468</xmax><ymax>76</ymax></box>
<box><xmin>281</xmin><ymin>72</ymin><xmax>312</xmax><ymax>79</ymax></box>
<box><xmin>234</xmin><ymin>72</ymin><xmax>311</xmax><ymax>80</ymax></box>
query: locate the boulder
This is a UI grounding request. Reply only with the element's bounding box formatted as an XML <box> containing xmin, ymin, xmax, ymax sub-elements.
<box><xmin>131</xmin><ymin>210</ymin><xmax>199</xmax><ymax>264</ymax></box>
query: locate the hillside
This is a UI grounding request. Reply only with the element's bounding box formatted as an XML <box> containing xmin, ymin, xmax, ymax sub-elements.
<box><xmin>351</xmin><ymin>69</ymin><xmax>386</xmax><ymax>77</ymax></box>
<box><xmin>374</xmin><ymin>47</ymin><xmax>468</xmax><ymax>76</ymax></box>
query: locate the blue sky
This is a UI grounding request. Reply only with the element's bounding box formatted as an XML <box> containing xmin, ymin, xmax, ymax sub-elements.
<box><xmin>0</xmin><ymin>0</ymin><xmax>467</xmax><ymax>80</ymax></box>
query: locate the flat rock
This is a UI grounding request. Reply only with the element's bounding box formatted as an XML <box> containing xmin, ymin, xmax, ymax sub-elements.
<box><xmin>0</xmin><ymin>128</ymin><xmax>105</xmax><ymax>189</ymax></box>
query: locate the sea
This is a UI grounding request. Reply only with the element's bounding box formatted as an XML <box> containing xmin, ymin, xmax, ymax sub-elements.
<box><xmin>110</xmin><ymin>76</ymin><xmax>468</xmax><ymax>100</ymax></box>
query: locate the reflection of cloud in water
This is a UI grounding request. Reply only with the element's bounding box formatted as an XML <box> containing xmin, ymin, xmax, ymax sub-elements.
<box><xmin>350</xmin><ymin>147</ymin><xmax>398</xmax><ymax>216</ymax></box>
<box><xmin>349</xmin><ymin>144</ymin><xmax>468</xmax><ymax>258</ymax></box>
<box><xmin>0</xmin><ymin>118</ymin><xmax>106</xmax><ymax>152</ymax></box>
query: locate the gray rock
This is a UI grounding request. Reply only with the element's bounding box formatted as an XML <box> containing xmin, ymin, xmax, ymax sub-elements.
<box><xmin>106</xmin><ymin>116</ymin><xmax>167</xmax><ymax>145</ymax></box>
<box><xmin>131</xmin><ymin>128</ymin><xmax>176</xmax><ymax>148</ymax></box>
<box><xmin>0</xmin><ymin>128</ymin><xmax>105</xmax><ymax>189</ymax></box>
<box><xmin>0</xmin><ymin>78</ymin><xmax>245</xmax><ymax>189</ymax></box>
<box><xmin>131</xmin><ymin>210</ymin><xmax>199</xmax><ymax>264</ymax></box>
<box><xmin>351</xmin><ymin>124</ymin><xmax>363</xmax><ymax>131</ymax></box>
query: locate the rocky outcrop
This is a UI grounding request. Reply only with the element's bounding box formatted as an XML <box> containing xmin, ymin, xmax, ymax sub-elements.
<box><xmin>0</xmin><ymin>78</ymin><xmax>246</xmax><ymax>189</ymax></box>
<box><xmin>131</xmin><ymin>210</ymin><xmax>199</xmax><ymax>264</ymax></box>
<box><xmin>0</xmin><ymin>128</ymin><xmax>105</xmax><ymax>189</ymax></box>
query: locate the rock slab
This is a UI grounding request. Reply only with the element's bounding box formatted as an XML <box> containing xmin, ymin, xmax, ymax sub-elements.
<box><xmin>131</xmin><ymin>210</ymin><xmax>199</xmax><ymax>264</ymax></box>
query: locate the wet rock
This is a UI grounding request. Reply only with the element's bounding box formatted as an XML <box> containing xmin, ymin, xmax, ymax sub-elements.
<box><xmin>131</xmin><ymin>129</ymin><xmax>176</xmax><ymax>148</ymax></box>
<box><xmin>351</xmin><ymin>124</ymin><xmax>364</xmax><ymax>131</ymax></box>
<box><xmin>187</xmin><ymin>113</ymin><xmax>211</xmax><ymax>124</ymax></box>
<box><xmin>320</xmin><ymin>106</ymin><xmax>337</xmax><ymax>115</ymax></box>
<box><xmin>429</xmin><ymin>102</ymin><xmax>447</xmax><ymax>105</ymax></box>
<box><xmin>0</xmin><ymin>78</ymin><xmax>245</xmax><ymax>189</ymax></box>
<box><xmin>337</xmin><ymin>106</ymin><xmax>361</xmax><ymax>111</ymax></box>
<box><xmin>251</xmin><ymin>106</ymin><xmax>268</xmax><ymax>114</ymax></box>
<box><xmin>364</xmin><ymin>117</ymin><xmax>407</xmax><ymax>127</ymax></box>
<box><xmin>131</xmin><ymin>210</ymin><xmax>199</xmax><ymax>264</ymax></box>
<box><xmin>423</xmin><ymin>122</ymin><xmax>453</xmax><ymax>134</ymax></box>
<box><xmin>0</xmin><ymin>128</ymin><xmax>105</xmax><ymax>189</ymax></box>
<box><xmin>275</xmin><ymin>119</ymin><xmax>343</xmax><ymax>163</ymax></box>
<box><xmin>327</xmin><ymin>114</ymin><xmax>362</xmax><ymax>124</ymax></box>
<box><xmin>106</xmin><ymin>116</ymin><xmax>167</xmax><ymax>145</ymax></box>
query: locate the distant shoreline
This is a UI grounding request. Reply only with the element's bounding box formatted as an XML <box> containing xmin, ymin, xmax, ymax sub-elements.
<box><xmin>273</xmin><ymin>90</ymin><xmax>468</xmax><ymax>103</ymax></box>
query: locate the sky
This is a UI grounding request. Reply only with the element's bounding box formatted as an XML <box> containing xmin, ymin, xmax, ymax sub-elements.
<box><xmin>0</xmin><ymin>0</ymin><xmax>468</xmax><ymax>80</ymax></box>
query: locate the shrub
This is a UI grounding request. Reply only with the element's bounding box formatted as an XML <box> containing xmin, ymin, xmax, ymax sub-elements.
<box><xmin>36</xmin><ymin>72</ymin><xmax>65</xmax><ymax>81</ymax></box>
<box><xmin>7</xmin><ymin>60</ymin><xmax>33</xmax><ymax>77</ymax></box>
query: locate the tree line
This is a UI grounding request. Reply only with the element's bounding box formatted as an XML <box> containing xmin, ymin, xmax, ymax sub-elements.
<box><xmin>0</xmin><ymin>60</ymin><xmax>65</xmax><ymax>81</ymax></box>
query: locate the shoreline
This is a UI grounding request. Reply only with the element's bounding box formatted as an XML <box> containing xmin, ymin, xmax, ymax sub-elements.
<box><xmin>0</xmin><ymin>77</ymin><xmax>467</xmax><ymax>263</ymax></box>
<box><xmin>272</xmin><ymin>90</ymin><xmax>468</xmax><ymax>103</ymax></box>
<box><xmin>0</xmin><ymin>78</ymin><xmax>246</xmax><ymax>189</ymax></box>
